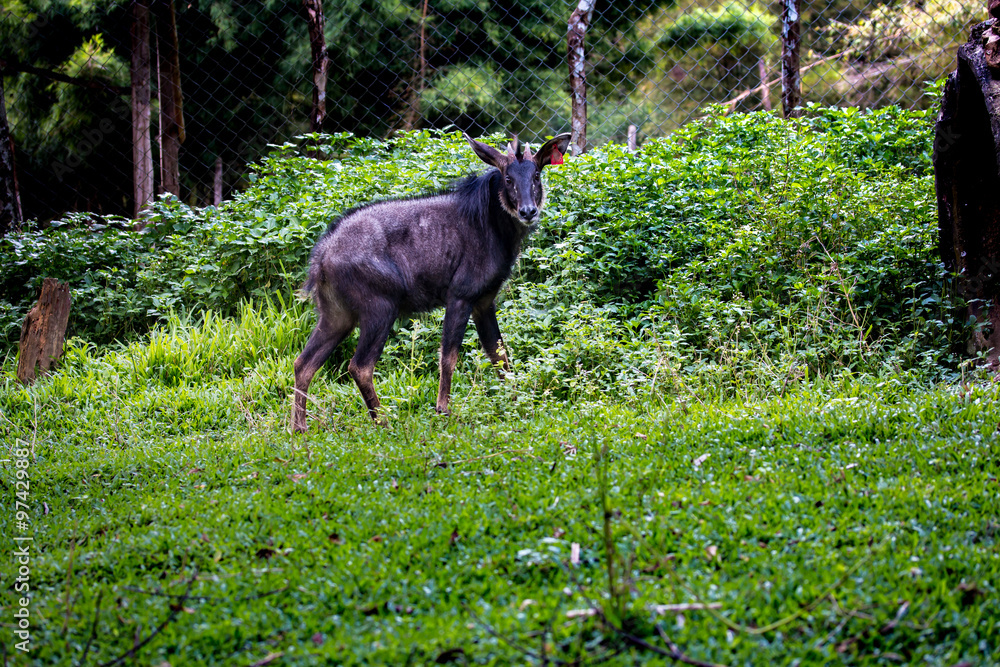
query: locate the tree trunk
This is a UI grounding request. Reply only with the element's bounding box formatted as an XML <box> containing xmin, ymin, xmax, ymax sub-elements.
<box><xmin>213</xmin><ymin>156</ymin><xmax>223</xmax><ymax>206</ymax></box>
<box><xmin>402</xmin><ymin>0</ymin><xmax>428</xmax><ymax>132</ymax></box>
<box><xmin>568</xmin><ymin>0</ymin><xmax>595</xmax><ymax>157</ymax></box>
<box><xmin>17</xmin><ymin>278</ymin><xmax>71</xmax><ymax>385</ymax></box>
<box><xmin>132</xmin><ymin>0</ymin><xmax>154</xmax><ymax>224</ymax></box>
<box><xmin>758</xmin><ymin>57</ymin><xmax>772</xmax><ymax>112</ymax></box>
<box><xmin>304</xmin><ymin>0</ymin><xmax>328</xmax><ymax>133</ymax></box>
<box><xmin>0</xmin><ymin>66</ymin><xmax>23</xmax><ymax>236</ymax></box>
<box><xmin>935</xmin><ymin>19</ymin><xmax>1000</xmax><ymax>368</ymax></box>
<box><xmin>781</xmin><ymin>0</ymin><xmax>801</xmax><ymax>118</ymax></box>
<box><xmin>155</xmin><ymin>0</ymin><xmax>184</xmax><ymax>197</ymax></box>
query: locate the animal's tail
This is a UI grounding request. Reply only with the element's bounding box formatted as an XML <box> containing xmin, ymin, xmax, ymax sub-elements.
<box><xmin>299</xmin><ymin>265</ymin><xmax>319</xmax><ymax>301</ymax></box>
<box><xmin>301</xmin><ymin>275</ymin><xmax>316</xmax><ymax>296</ymax></box>
<box><xmin>300</xmin><ymin>212</ymin><xmax>346</xmax><ymax>300</ymax></box>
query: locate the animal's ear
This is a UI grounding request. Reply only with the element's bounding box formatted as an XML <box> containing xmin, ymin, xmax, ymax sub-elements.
<box><xmin>533</xmin><ymin>132</ymin><xmax>572</xmax><ymax>169</ymax></box>
<box><xmin>464</xmin><ymin>133</ymin><xmax>508</xmax><ymax>169</ymax></box>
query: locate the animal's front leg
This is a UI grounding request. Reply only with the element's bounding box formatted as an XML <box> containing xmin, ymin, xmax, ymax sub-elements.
<box><xmin>473</xmin><ymin>299</ymin><xmax>510</xmax><ymax>376</ymax></box>
<box><xmin>437</xmin><ymin>299</ymin><xmax>474</xmax><ymax>414</ymax></box>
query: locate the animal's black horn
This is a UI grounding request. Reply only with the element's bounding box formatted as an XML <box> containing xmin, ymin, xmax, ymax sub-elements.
<box><xmin>509</xmin><ymin>135</ymin><xmax>523</xmax><ymax>161</ymax></box>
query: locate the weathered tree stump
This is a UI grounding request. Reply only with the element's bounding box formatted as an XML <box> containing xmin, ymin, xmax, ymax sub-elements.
<box><xmin>17</xmin><ymin>278</ymin><xmax>71</xmax><ymax>384</ymax></box>
<box><xmin>934</xmin><ymin>15</ymin><xmax>1000</xmax><ymax>368</ymax></box>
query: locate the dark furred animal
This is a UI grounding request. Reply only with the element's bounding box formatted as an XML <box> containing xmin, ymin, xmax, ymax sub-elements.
<box><xmin>292</xmin><ymin>131</ymin><xmax>571</xmax><ymax>431</ymax></box>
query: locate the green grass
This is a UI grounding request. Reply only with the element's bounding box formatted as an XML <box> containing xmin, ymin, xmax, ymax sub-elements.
<box><xmin>1</xmin><ymin>302</ymin><xmax>998</xmax><ymax>666</ymax></box>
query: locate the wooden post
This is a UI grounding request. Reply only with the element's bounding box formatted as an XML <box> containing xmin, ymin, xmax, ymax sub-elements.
<box><xmin>568</xmin><ymin>0</ymin><xmax>595</xmax><ymax>157</ymax></box>
<box><xmin>131</xmin><ymin>0</ymin><xmax>154</xmax><ymax>223</ymax></box>
<box><xmin>627</xmin><ymin>124</ymin><xmax>637</xmax><ymax>152</ymax></box>
<box><xmin>17</xmin><ymin>278</ymin><xmax>71</xmax><ymax>384</ymax></box>
<box><xmin>781</xmin><ymin>0</ymin><xmax>801</xmax><ymax>118</ymax></box>
<box><xmin>934</xmin><ymin>17</ymin><xmax>1000</xmax><ymax>368</ymax></box>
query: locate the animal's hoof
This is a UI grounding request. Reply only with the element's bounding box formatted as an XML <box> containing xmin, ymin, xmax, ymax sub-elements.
<box><xmin>435</xmin><ymin>406</ymin><xmax>451</xmax><ymax>417</ymax></box>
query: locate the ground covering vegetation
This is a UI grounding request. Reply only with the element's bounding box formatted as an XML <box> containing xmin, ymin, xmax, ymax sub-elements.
<box><xmin>1</xmin><ymin>97</ymin><xmax>998</xmax><ymax>664</ymax></box>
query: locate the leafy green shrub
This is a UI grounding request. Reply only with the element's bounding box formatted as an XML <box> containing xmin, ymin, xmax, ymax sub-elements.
<box><xmin>526</xmin><ymin>102</ymin><xmax>955</xmax><ymax>385</ymax></box>
<box><xmin>1</xmin><ymin>96</ymin><xmax>964</xmax><ymax>397</ymax></box>
<box><xmin>533</xmin><ymin>103</ymin><xmax>935</xmax><ymax>299</ymax></box>
<box><xmin>0</xmin><ymin>215</ymin><xmax>161</xmax><ymax>348</ymax></box>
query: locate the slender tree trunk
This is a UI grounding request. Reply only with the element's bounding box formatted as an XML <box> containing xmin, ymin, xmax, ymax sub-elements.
<box><xmin>781</xmin><ymin>0</ymin><xmax>801</xmax><ymax>118</ymax></box>
<box><xmin>0</xmin><ymin>67</ymin><xmax>24</xmax><ymax>236</ymax></box>
<box><xmin>758</xmin><ymin>57</ymin><xmax>772</xmax><ymax>111</ymax></box>
<box><xmin>304</xmin><ymin>0</ymin><xmax>328</xmax><ymax>133</ymax></box>
<box><xmin>213</xmin><ymin>156</ymin><xmax>223</xmax><ymax>206</ymax></box>
<box><xmin>402</xmin><ymin>0</ymin><xmax>428</xmax><ymax>131</ymax></box>
<box><xmin>155</xmin><ymin>0</ymin><xmax>184</xmax><ymax>197</ymax></box>
<box><xmin>131</xmin><ymin>0</ymin><xmax>154</xmax><ymax>224</ymax></box>
<box><xmin>568</xmin><ymin>0</ymin><xmax>595</xmax><ymax>156</ymax></box>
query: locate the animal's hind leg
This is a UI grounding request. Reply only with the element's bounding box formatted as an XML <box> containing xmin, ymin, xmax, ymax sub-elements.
<box><xmin>348</xmin><ymin>302</ymin><xmax>397</xmax><ymax>422</ymax></box>
<box><xmin>292</xmin><ymin>312</ymin><xmax>354</xmax><ymax>433</ymax></box>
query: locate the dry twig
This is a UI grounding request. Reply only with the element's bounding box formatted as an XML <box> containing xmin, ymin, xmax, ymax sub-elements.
<box><xmin>95</xmin><ymin>571</ymin><xmax>198</xmax><ymax>667</ymax></box>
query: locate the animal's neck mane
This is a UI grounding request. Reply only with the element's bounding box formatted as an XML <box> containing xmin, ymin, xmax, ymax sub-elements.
<box><xmin>453</xmin><ymin>170</ymin><xmax>529</xmax><ymax>247</ymax></box>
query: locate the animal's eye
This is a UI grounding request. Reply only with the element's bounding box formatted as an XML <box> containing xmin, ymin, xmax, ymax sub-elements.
<box><xmin>533</xmin><ymin>172</ymin><xmax>541</xmax><ymax>181</ymax></box>
<box><xmin>504</xmin><ymin>176</ymin><xmax>512</xmax><ymax>185</ymax></box>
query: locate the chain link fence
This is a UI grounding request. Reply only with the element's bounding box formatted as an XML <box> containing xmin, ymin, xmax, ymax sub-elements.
<box><xmin>0</xmin><ymin>0</ymin><xmax>984</xmax><ymax>224</ymax></box>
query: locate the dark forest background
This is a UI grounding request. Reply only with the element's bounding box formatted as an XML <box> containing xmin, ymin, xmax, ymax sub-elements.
<box><xmin>0</xmin><ymin>0</ymin><xmax>976</xmax><ymax>222</ymax></box>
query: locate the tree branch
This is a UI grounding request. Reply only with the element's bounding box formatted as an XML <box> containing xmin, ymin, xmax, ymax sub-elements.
<box><xmin>0</xmin><ymin>58</ymin><xmax>130</xmax><ymax>96</ymax></box>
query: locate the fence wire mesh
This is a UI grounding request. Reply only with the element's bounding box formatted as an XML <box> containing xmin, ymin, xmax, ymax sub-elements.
<box><xmin>0</xmin><ymin>0</ymin><xmax>985</xmax><ymax>222</ymax></box>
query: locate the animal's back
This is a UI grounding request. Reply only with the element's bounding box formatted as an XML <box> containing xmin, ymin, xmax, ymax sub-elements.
<box><xmin>307</xmin><ymin>191</ymin><xmax>482</xmax><ymax>315</ymax></box>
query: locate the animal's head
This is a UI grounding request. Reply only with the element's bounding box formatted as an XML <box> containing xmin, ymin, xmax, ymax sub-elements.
<box><xmin>464</xmin><ymin>132</ymin><xmax>572</xmax><ymax>225</ymax></box>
